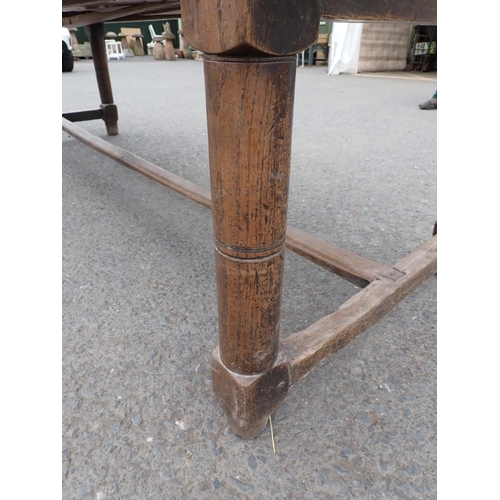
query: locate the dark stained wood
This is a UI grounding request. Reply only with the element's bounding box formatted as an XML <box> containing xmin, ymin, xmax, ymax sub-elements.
<box><xmin>89</xmin><ymin>23</ymin><xmax>118</xmax><ymax>135</ymax></box>
<box><xmin>319</xmin><ymin>0</ymin><xmax>436</xmax><ymax>23</ymax></box>
<box><xmin>204</xmin><ymin>55</ymin><xmax>296</xmax><ymax>375</ymax></box>
<box><xmin>63</xmin><ymin>4</ymin><xmax>178</xmax><ymax>28</ymax></box>
<box><xmin>211</xmin><ymin>348</ymin><xmax>290</xmax><ymax>438</ymax></box>
<box><xmin>62</xmin><ymin>109</ymin><xmax>104</xmax><ymax>122</ymax></box>
<box><xmin>62</xmin><ymin>0</ymin><xmax>163</xmax><ymax>10</ymax></box>
<box><xmin>286</xmin><ymin>226</ymin><xmax>404</xmax><ymax>288</ymax></box>
<box><xmin>282</xmin><ymin>236</ymin><xmax>437</xmax><ymax>385</ymax></box>
<box><xmin>62</xmin><ymin>0</ymin><xmax>436</xmax><ymax>27</ymax></box>
<box><xmin>106</xmin><ymin>10</ymin><xmax>181</xmax><ymax>23</ymax></box>
<box><xmin>180</xmin><ymin>0</ymin><xmax>320</xmax><ymax>56</ymax></box>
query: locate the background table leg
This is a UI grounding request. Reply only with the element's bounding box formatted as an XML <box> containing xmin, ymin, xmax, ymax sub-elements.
<box><xmin>89</xmin><ymin>22</ymin><xmax>118</xmax><ymax>136</ymax></box>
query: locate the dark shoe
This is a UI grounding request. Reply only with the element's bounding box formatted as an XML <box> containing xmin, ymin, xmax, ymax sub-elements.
<box><xmin>419</xmin><ymin>98</ymin><xmax>437</xmax><ymax>110</ymax></box>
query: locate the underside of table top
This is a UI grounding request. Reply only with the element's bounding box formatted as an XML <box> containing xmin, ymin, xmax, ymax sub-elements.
<box><xmin>62</xmin><ymin>0</ymin><xmax>436</xmax><ymax>28</ymax></box>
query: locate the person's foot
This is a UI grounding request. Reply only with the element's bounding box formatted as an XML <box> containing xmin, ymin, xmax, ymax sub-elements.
<box><xmin>419</xmin><ymin>98</ymin><xmax>437</xmax><ymax>110</ymax></box>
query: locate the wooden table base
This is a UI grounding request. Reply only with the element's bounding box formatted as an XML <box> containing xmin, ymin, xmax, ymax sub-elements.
<box><xmin>63</xmin><ymin>116</ymin><xmax>437</xmax><ymax>437</ymax></box>
<box><xmin>62</xmin><ymin>0</ymin><xmax>436</xmax><ymax>439</ymax></box>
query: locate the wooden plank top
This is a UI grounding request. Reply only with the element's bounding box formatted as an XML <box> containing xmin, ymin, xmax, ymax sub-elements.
<box><xmin>319</xmin><ymin>0</ymin><xmax>436</xmax><ymax>23</ymax></box>
<box><xmin>62</xmin><ymin>1</ymin><xmax>182</xmax><ymax>27</ymax></box>
<box><xmin>62</xmin><ymin>0</ymin><xmax>436</xmax><ymax>27</ymax></box>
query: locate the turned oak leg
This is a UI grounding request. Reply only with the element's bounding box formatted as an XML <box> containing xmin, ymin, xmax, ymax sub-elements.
<box><xmin>180</xmin><ymin>0</ymin><xmax>320</xmax><ymax>438</ymax></box>
<box><xmin>88</xmin><ymin>23</ymin><xmax>118</xmax><ymax>136</ymax></box>
<box><xmin>204</xmin><ymin>56</ymin><xmax>296</xmax><ymax>436</ymax></box>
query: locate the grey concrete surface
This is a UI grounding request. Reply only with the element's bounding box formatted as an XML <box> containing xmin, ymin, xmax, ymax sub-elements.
<box><xmin>62</xmin><ymin>57</ymin><xmax>437</xmax><ymax>499</ymax></box>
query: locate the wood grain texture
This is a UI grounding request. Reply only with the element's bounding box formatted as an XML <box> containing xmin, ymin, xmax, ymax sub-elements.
<box><xmin>62</xmin><ymin>1</ymin><xmax>181</xmax><ymax>27</ymax></box>
<box><xmin>204</xmin><ymin>56</ymin><xmax>295</xmax><ymax>259</ymax></box>
<box><xmin>62</xmin><ymin>0</ymin><xmax>166</xmax><ymax>10</ymax></box>
<box><xmin>63</xmin><ymin>0</ymin><xmax>437</xmax><ymax>441</ymax></box>
<box><xmin>180</xmin><ymin>0</ymin><xmax>320</xmax><ymax>56</ymax></box>
<box><xmin>215</xmin><ymin>248</ymin><xmax>285</xmax><ymax>374</ymax></box>
<box><xmin>211</xmin><ymin>348</ymin><xmax>290</xmax><ymax>437</ymax></box>
<box><xmin>204</xmin><ymin>55</ymin><xmax>296</xmax><ymax>375</ymax></box>
<box><xmin>63</xmin><ymin>1</ymin><xmax>436</xmax><ymax>29</ymax></box>
<box><xmin>282</xmin><ymin>236</ymin><xmax>437</xmax><ymax>385</ymax></box>
<box><xmin>319</xmin><ymin>0</ymin><xmax>436</xmax><ymax>23</ymax></box>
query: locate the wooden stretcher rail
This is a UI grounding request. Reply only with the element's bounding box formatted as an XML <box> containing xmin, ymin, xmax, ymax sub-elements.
<box><xmin>210</xmin><ymin>235</ymin><xmax>437</xmax><ymax>437</ymax></box>
<box><xmin>210</xmin><ymin>235</ymin><xmax>436</xmax><ymax>436</ymax></box>
<box><xmin>286</xmin><ymin>227</ymin><xmax>405</xmax><ymax>287</ymax></box>
<box><xmin>62</xmin><ymin>109</ymin><xmax>104</xmax><ymax>123</ymax></box>
<box><xmin>282</xmin><ymin>236</ymin><xmax>437</xmax><ymax>385</ymax></box>
<box><xmin>62</xmin><ymin>117</ymin><xmax>212</xmax><ymax>209</ymax></box>
<box><xmin>62</xmin><ymin>117</ymin><xmax>408</xmax><ymax>289</ymax></box>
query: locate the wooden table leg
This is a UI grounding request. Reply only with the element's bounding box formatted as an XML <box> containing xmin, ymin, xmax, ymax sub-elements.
<box><xmin>180</xmin><ymin>0</ymin><xmax>321</xmax><ymax>437</ymax></box>
<box><xmin>88</xmin><ymin>22</ymin><xmax>118</xmax><ymax>136</ymax></box>
<box><xmin>205</xmin><ymin>55</ymin><xmax>296</xmax><ymax>436</ymax></box>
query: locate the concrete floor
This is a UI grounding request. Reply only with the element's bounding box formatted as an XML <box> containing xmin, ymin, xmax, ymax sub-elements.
<box><xmin>62</xmin><ymin>56</ymin><xmax>437</xmax><ymax>499</ymax></box>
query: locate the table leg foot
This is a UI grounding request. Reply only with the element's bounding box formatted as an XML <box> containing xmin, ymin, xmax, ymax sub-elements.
<box><xmin>211</xmin><ymin>348</ymin><xmax>290</xmax><ymax>438</ymax></box>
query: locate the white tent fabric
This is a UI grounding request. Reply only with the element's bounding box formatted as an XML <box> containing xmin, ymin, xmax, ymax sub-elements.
<box><xmin>327</xmin><ymin>22</ymin><xmax>364</xmax><ymax>75</ymax></box>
